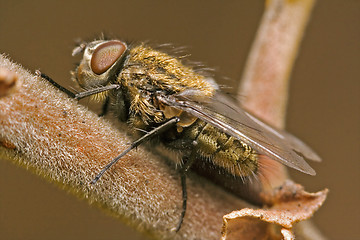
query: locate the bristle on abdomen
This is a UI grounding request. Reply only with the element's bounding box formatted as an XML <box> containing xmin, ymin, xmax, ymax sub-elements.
<box><xmin>182</xmin><ymin>120</ymin><xmax>258</xmax><ymax>177</ymax></box>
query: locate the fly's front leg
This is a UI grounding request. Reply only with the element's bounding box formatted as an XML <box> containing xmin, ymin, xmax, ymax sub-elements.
<box><xmin>35</xmin><ymin>70</ymin><xmax>76</xmax><ymax>98</ymax></box>
<box><xmin>35</xmin><ymin>70</ymin><xmax>120</xmax><ymax>100</ymax></box>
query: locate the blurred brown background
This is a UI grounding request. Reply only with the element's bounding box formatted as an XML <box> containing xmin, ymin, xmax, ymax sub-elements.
<box><xmin>0</xmin><ymin>1</ymin><xmax>358</xmax><ymax>239</ymax></box>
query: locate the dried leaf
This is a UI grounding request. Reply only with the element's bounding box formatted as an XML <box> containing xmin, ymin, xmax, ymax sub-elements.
<box><xmin>221</xmin><ymin>180</ymin><xmax>328</xmax><ymax>240</ymax></box>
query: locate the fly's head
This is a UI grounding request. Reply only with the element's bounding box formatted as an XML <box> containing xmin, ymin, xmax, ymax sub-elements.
<box><xmin>72</xmin><ymin>40</ymin><xmax>128</xmax><ymax>89</ymax></box>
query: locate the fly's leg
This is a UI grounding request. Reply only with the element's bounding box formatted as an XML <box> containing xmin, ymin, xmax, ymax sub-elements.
<box><xmin>175</xmin><ymin>149</ymin><xmax>197</xmax><ymax>232</ymax></box>
<box><xmin>35</xmin><ymin>70</ymin><xmax>120</xmax><ymax>100</ymax></box>
<box><xmin>175</xmin><ymin>122</ymin><xmax>209</xmax><ymax>232</ymax></box>
<box><xmin>35</xmin><ymin>70</ymin><xmax>76</xmax><ymax>98</ymax></box>
<box><xmin>99</xmin><ymin>96</ymin><xmax>110</xmax><ymax>117</ymax></box>
<box><xmin>91</xmin><ymin>117</ymin><xmax>180</xmax><ymax>184</ymax></box>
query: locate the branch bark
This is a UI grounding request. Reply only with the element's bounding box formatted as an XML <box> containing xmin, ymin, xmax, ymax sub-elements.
<box><xmin>0</xmin><ymin>55</ymin><xmax>252</xmax><ymax>239</ymax></box>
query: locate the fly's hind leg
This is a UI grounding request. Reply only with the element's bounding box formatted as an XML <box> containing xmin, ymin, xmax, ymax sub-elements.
<box><xmin>175</xmin><ymin>148</ymin><xmax>197</xmax><ymax>232</ymax></box>
<box><xmin>175</xmin><ymin>123</ymin><xmax>209</xmax><ymax>232</ymax></box>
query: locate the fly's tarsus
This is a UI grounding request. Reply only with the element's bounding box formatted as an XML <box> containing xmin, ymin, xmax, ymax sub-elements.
<box><xmin>36</xmin><ymin>70</ymin><xmax>76</xmax><ymax>98</ymax></box>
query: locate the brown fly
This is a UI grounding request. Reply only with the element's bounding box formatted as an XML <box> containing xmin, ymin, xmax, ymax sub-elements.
<box><xmin>38</xmin><ymin>38</ymin><xmax>321</xmax><ymax>231</ymax></box>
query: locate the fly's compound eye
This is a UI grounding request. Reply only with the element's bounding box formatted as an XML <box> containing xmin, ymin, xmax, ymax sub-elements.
<box><xmin>74</xmin><ymin>40</ymin><xmax>127</xmax><ymax>89</ymax></box>
<box><xmin>91</xmin><ymin>40</ymin><xmax>127</xmax><ymax>75</ymax></box>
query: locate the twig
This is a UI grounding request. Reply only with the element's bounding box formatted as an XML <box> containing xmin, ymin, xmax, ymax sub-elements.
<box><xmin>239</xmin><ymin>0</ymin><xmax>316</xmax><ymax>129</ymax></box>
<box><xmin>239</xmin><ymin>0</ymin><xmax>317</xmax><ymax>187</ymax></box>
<box><xmin>238</xmin><ymin>1</ymin><xmax>327</xmax><ymax>239</ymax></box>
<box><xmin>0</xmin><ymin>56</ymin><xmax>254</xmax><ymax>239</ymax></box>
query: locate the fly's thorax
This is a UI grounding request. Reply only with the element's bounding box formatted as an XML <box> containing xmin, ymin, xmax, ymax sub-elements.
<box><xmin>180</xmin><ymin>120</ymin><xmax>259</xmax><ymax>177</ymax></box>
<box><xmin>117</xmin><ymin>44</ymin><xmax>216</xmax><ymax>127</ymax></box>
<box><xmin>126</xmin><ymin>45</ymin><xmax>215</xmax><ymax>96</ymax></box>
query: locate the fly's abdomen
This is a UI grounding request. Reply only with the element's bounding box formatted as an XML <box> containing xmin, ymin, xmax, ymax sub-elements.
<box><xmin>183</xmin><ymin>120</ymin><xmax>258</xmax><ymax>177</ymax></box>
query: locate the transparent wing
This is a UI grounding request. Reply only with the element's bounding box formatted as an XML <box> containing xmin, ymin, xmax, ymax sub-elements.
<box><xmin>158</xmin><ymin>91</ymin><xmax>321</xmax><ymax>175</ymax></box>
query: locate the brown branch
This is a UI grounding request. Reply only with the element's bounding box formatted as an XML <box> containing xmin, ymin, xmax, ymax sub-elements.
<box><xmin>238</xmin><ymin>0</ymin><xmax>317</xmax><ymax>189</ymax></box>
<box><xmin>0</xmin><ymin>56</ymin><xmax>254</xmax><ymax>239</ymax></box>
<box><xmin>239</xmin><ymin>0</ymin><xmax>316</xmax><ymax>129</ymax></box>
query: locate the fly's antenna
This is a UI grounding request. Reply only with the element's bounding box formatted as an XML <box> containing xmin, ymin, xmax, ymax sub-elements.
<box><xmin>72</xmin><ymin>42</ymin><xmax>87</xmax><ymax>56</ymax></box>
